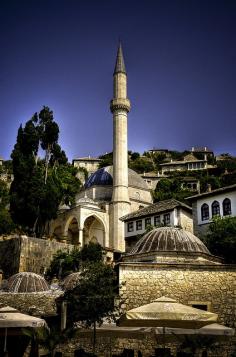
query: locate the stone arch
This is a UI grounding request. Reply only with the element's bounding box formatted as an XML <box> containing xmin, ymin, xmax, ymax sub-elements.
<box><xmin>64</xmin><ymin>216</ymin><xmax>80</xmax><ymax>244</ymax></box>
<box><xmin>52</xmin><ymin>225</ymin><xmax>63</xmax><ymax>242</ymax></box>
<box><xmin>82</xmin><ymin>214</ymin><xmax>106</xmax><ymax>247</ymax></box>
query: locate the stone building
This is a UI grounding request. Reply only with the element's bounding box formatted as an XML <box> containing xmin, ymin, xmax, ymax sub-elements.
<box><xmin>187</xmin><ymin>183</ymin><xmax>236</xmax><ymax>237</ymax></box>
<box><xmin>72</xmin><ymin>156</ymin><xmax>102</xmax><ymax>184</ymax></box>
<box><xmin>119</xmin><ymin>227</ymin><xmax>236</xmax><ymax>331</ymax></box>
<box><xmin>120</xmin><ymin>199</ymin><xmax>193</xmax><ymax>251</ymax></box>
<box><xmin>49</xmin><ymin>44</ymin><xmax>152</xmax><ymax>253</ymax></box>
<box><xmin>159</xmin><ymin>153</ymin><xmax>215</xmax><ymax>174</ymax></box>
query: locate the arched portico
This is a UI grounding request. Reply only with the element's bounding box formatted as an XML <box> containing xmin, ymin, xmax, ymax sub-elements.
<box><xmin>82</xmin><ymin>215</ymin><xmax>106</xmax><ymax>247</ymax></box>
<box><xmin>63</xmin><ymin>216</ymin><xmax>80</xmax><ymax>245</ymax></box>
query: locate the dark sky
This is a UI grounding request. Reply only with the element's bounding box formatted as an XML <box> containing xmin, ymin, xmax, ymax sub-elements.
<box><xmin>0</xmin><ymin>0</ymin><xmax>235</xmax><ymax>161</ymax></box>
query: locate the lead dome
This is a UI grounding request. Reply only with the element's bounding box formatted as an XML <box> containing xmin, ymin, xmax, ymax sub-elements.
<box><xmin>6</xmin><ymin>272</ymin><xmax>50</xmax><ymax>293</ymax></box>
<box><xmin>124</xmin><ymin>227</ymin><xmax>221</xmax><ymax>264</ymax></box>
<box><xmin>84</xmin><ymin>165</ymin><xmax>148</xmax><ymax>190</ymax></box>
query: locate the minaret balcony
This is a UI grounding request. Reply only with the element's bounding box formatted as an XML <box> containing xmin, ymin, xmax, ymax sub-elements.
<box><xmin>110</xmin><ymin>98</ymin><xmax>131</xmax><ymax>113</ymax></box>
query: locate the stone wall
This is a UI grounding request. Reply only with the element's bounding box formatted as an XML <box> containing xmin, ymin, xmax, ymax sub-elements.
<box><xmin>0</xmin><ymin>236</ymin><xmax>75</xmax><ymax>278</ymax></box>
<box><xmin>0</xmin><ymin>237</ymin><xmax>20</xmax><ymax>278</ymax></box>
<box><xmin>0</xmin><ymin>291</ymin><xmax>61</xmax><ymax>316</ymax></box>
<box><xmin>119</xmin><ymin>262</ymin><xmax>236</xmax><ymax>328</ymax></box>
<box><xmin>19</xmin><ymin>236</ymin><xmax>75</xmax><ymax>274</ymax></box>
<box><xmin>56</xmin><ymin>336</ymin><xmax>235</xmax><ymax>357</ymax></box>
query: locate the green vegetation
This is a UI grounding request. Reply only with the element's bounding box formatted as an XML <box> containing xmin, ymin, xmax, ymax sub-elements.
<box><xmin>0</xmin><ymin>179</ymin><xmax>15</xmax><ymax>235</ymax></box>
<box><xmin>153</xmin><ymin>177</ymin><xmax>195</xmax><ymax>203</ymax></box>
<box><xmin>60</xmin><ymin>260</ymin><xmax>119</xmax><ymax>354</ymax></box>
<box><xmin>48</xmin><ymin>242</ymin><xmax>119</xmax><ymax>355</ymax></box>
<box><xmin>98</xmin><ymin>152</ymin><xmax>113</xmax><ymax>168</ymax></box>
<box><xmin>204</xmin><ymin>216</ymin><xmax>236</xmax><ymax>263</ymax></box>
<box><xmin>9</xmin><ymin>106</ymin><xmax>81</xmax><ymax>237</ymax></box>
<box><xmin>46</xmin><ymin>242</ymin><xmax>104</xmax><ymax>281</ymax></box>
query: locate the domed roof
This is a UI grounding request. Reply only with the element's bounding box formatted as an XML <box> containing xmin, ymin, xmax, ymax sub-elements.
<box><xmin>84</xmin><ymin>166</ymin><xmax>148</xmax><ymax>190</ymax></box>
<box><xmin>130</xmin><ymin>227</ymin><xmax>210</xmax><ymax>256</ymax></box>
<box><xmin>60</xmin><ymin>272</ymin><xmax>81</xmax><ymax>291</ymax></box>
<box><xmin>6</xmin><ymin>272</ymin><xmax>50</xmax><ymax>293</ymax></box>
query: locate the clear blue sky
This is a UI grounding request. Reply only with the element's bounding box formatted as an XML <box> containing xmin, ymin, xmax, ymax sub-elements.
<box><xmin>0</xmin><ymin>0</ymin><xmax>235</xmax><ymax>161</ymax></box>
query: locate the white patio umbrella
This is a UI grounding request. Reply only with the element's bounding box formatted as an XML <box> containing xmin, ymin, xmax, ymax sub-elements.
<box><xmin>153</xmin><ymin>323</ymin><xmax>234</xmax><ymax>336</ymax></box>
<box><xmin>0</xmin><ymin>306</ymin><xmax>46</xmax><ymax>354</ymax></box>
<box><xmin>119</xmin><ymin>296</ymin><xmax>218</xmax><ymax>329</ymax></box>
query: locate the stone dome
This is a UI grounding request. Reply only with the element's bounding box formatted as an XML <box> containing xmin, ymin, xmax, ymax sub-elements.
<box><xmin>84</xmin><ymin>165</ymin><xmax>148</xmax><ymax>190</ymax></box>
<box><xmin>124</xmin><ymin>227</ymin><xmax>221</xmax><ymax>264</ymax></box>
<box><xmin>60</xmin><ymin>272</ymin><xmax>81</xmax><ymax>291</ymax></box>
<box><xmin>130</xmin><ymin>227</ymin><xmax>210</xmax><ymax>255</ymax></box>
<box><xmin>6</xmin><ymin>272</ymin><xmax>50</xmax><ymax>293</ymax></box>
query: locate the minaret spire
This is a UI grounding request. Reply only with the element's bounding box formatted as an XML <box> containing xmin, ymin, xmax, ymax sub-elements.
<box><xmin>114</xmin><ymin>43</ymin><xmax>126</xmax><ymax>75</ymax></box>
<box><xmin>110</xmin><ymin>43</ymin><xmax>131</xmax><ymax>252</ymax></box>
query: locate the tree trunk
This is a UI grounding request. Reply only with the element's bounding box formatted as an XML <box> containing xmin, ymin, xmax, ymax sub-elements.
<box><xmin>93</xmin><ymin>321</ymin><xmax>96</xmax><ymax>356</ymax></box>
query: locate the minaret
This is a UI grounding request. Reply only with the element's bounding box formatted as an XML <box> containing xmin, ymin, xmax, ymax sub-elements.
<box><xmin>110</xmin><ymin>43</ymin><xmax>131</xmax><ymax>252</ymax></box>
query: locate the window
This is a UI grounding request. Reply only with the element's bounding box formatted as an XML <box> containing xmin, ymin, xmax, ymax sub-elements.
<box><xmin>154</xmin><ymin>215</ymin><xmax>160</xmax><ymax>226</ymax></box>
<box><xmin>201</xmin><ymin>203</ymin><xmax>209</xmax><ymax>221</ymax></box>
<box><xmin>212</xmin><ymin>200</ymin><xmax>220</xmax><ymax>217</ymax></box>
<box><xmin>127</xmin><ymin>222</ymin><xmax>134</xmax><ymax>232</ymax></box>
<box><xmin>136</xmin><ymin>220</ymin><xmax>142</xmax><ymax>230</ymax></box>
<box><xmin>145</xmin><ymin>217</ymin><xmax>151</xmax><ymax>228</ymax></box>
<box><xmin>163</xmin><ymin>213</ymin><xmax>170</xmax><ymax>225</ymax></box>
<box><xmin>223</xmin><ymin>198</ymin><xmax>231</xmax><ymax>216</ymax></box>
<box><xmin>192</xmin><ymin>304</ymin><xmax>208</xmax><ymax>311</ymax></box>
<box><xmin>189</xmin><ymin>301</ymin><xmax>211</xmax><ymax>312</ymax></box>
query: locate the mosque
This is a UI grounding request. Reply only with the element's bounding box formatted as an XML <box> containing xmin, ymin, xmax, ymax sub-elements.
<box><xmin>0</xmin><ymin>44</ymin><xmax>235</xmax><ymax>357</ymax></box>
<box><xmin>50</xmin><ymin>44</ymin><xmax>152</xmax><ymax>253</ymax></box>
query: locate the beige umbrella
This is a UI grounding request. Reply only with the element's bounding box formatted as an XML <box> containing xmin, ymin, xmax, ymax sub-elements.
<box><xmin>152</xmin><ymin>323</ymin><xmax>234</xmax><ymax>336</ymax></box>
<box><xmin>0</xmin><ymin>306</ymin><xmax>46</xmax><ymax>354</ymax></box>
<box><xmin>119</xmin><ymin>296</ymin><xmax>218</xmax><ymax>329</ymax></box>
<box><xmin>0</xmin><ymin>306</ymin><xmax>46</xmax><ymax>328</ymax></box>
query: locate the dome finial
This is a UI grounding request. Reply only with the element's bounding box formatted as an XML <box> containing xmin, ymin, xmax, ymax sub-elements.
<box><xmin>114</xmin><ymin>42</ymin><xmax>126</xmax><ymax>75</ymax></box>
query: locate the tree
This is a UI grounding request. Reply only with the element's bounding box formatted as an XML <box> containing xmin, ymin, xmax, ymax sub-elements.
<box><xmin>10</xmin><ymin>107</ymin><xmax>81</xmax><ymax>236</ymax></box>
<box><xmin>0</xmin><ymin>179</ymin><xmax>15</xmax><ymax>235</ymax></box>
<box><xmin>46</xmin><ymin>242</ymin><xmax>104</xmax><ymax>281</ymax></box>
<box><xmin>59</xmin><ymin>260</ymin><xmax>120</xmax><ymax>355</ymax></box>
<box><xmin>98</xmin><ymin>152</ymin><xmax>113</xmax><ymax>168</ymax></box>
<box><xmin>23</xmin><ymin>326</ymin><xmax>75</xmax><ymax>357</ymax></box>
<box><xmin>129</xmin><ymin>157</ymin><xmax>154</xmax><ymax>173</ymax></box>
<box><xmin>204</xmin><ymin>216</ymin><xmax>236</xmax><ymax>263</ymax></box>
<box><xmin>153</xmin><ymin>178</ymin><xmax>193</xmax><ymax>203</ymax></box>
<box><xmin>130</xmin><ymin>152</ymin><xmax>140</xmax><ymax>161</ymax></box>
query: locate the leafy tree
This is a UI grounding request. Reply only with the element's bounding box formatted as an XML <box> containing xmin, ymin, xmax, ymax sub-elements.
<box><xmin>130</xmin><ymin>151</ymin><xmax>140</xmax><ymax>161</ymax></box>
<box><xmin>98</xmin><ymin>152</ymin><xmax>113</xmax><ymax>168</ymax></box>
<box><xmin>0</xmin><ymin>208</ymin><xmax>15</xmax><ymax>235</ymax></box>
<box><xmin>204</xmin><ymin>216</ymin><xmax>236</xmax><ymax>263</ymax></box>
<box><xmin>10</xmin><ymin>107</ymin><xmax>81</xmax><ymax>236</ymax></box>
<box><xmin>216</xmin><ymin>156</ymin><xmax>236</xmax><ymax>172</ymax></box>
<box><xmin>46</xmin><ymin>242</ymin><xmax>104</xmax><ymax>281</ymax></box>
<box><xmin>129</xmin><ymin>157</ymin><xmax>154</xmax><ymax>173</ymax></box>
<box><xmin>60</xmin><ymin>261</ymin><xmax>119</xmax><ymax>355</ymax></box>
<box><xmin>199</xmin><ymin>175</ymin><xmax>221</xmax><ymax>193</ymax></box>
<box><xmin>0</xmin><ymin>178</ymin><xmax>15</xmax><ymax>235</ymax></box>
<box><xmin>38</xmin><ymin>106</ymin><xmax>60</xmax><ymax>183</ymax></box>
<box><xmin>153</xmin><ymin>178</ymin><xmax>194</xmax><ymax>203</ymax></box>
<box><xmin>23</xmin><ymin>325</ymin><xmax>75</xmax><ymax>357</ymax></box>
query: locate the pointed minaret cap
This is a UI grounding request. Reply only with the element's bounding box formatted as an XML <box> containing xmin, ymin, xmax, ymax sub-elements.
<box><xmin>114</xmin><ymin>43</ymin><xmax>126</xmax><ymax>75</ymax></box>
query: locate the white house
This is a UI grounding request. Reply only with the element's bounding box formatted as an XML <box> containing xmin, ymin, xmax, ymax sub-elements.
<box><xmin>187</xmin><ymin>183</ymin><xmax>236</xmax><ymax>237</ymax></box>
<box><xmin>120</xmin><ymin>198</ymin><xmax>193</xmax><ymax>251</ymax></box>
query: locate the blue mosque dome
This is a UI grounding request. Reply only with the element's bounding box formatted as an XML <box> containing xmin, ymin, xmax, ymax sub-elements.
<box><xmin>84</xmin><ymin>165</ymin><xmax>148</xmax><ymax>190</ymax></box>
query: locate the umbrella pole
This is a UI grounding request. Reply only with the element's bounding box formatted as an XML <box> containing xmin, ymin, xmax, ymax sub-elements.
<box><xmin>163</xmin><ymin>326</ymin><xmax>166</xmax><ymax>350</ymax></box>
<box><xmin>4</xmin><ymin>327</ymin><xmax>7</xmax><ymax>353</ymax></box>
